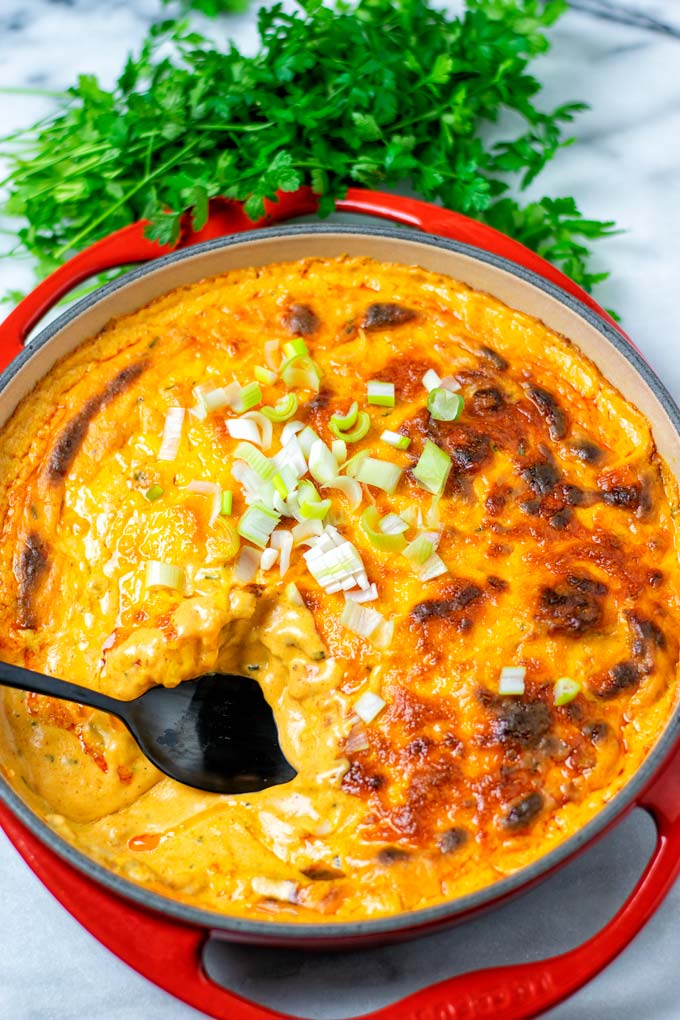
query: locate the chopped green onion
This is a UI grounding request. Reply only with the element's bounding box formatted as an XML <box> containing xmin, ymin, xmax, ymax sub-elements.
<box><xmin>260</xmin><ymin>547</ymin><xmax>279</xmax><ymax>571</ymax></box>
<box><xmin>240</xmin><ymin>410</ymin><xmax>273</xmax><ymax>450</ymax></box>
<box><xmin>331</xmin><ymin>439</ymin><xmax>347</xmax><ymax>464</ymax></box>
<box><xmin>300</xmin><ymin>498</ymin><xmax>331</xmax><ymax>520</ymax></box>
<box><xmin>145</xmin><ymin>560</ymin><xmax>185</xmax><ymax>591</ymax></box>
<box><xmin>286</xmin><ymin>581</ymin><xmax>304</xmax><ymax>605</ymax></box>
<box><xmin>422</xmin><ymin>369</ymin><xmax>441</xmax><ymax>392</ymax></box>
<box><xmin>554</xmin><ymin>676</ymin><xmax>581</xmax><ymax>706</ymax></box>
<box><xmin>237</xmin><ymin>504</ymin><xmax>281</xmax><ymax>548</ymax></box>
<box><xmin>233</xmin><ymin>545</ymin><xmax>260</xmax><ymax>583</ymax></box>
<box><xmin>309</xmin><ymin>440</ymin><xmax>338</xmax><ymax>485</ymax></box>
<box><xmin>330</xmin><ymin>402</ymin><xmax>359</xmax><ymax>432</ymax></box>
<box><xmin>413</xmin><ymin>440</ymin><xmax>452</xmax><ymax>495</ymax></box>
<box><xmin>355</xmin><ymin>456</ymin><xmax>403</xmax><ymax>494</ymax></box>
<box><xmin>367</xmin><ymin>380</ymin><xmax>395</xmax><ymax>407</ymax></box>
<box><xmin>329</xmin><ymin>410</ymin><xmax>370</xmax><ymax>443</ymax></box>
<box><xmin>272</xmin><ymin>465</ymin><xmax>298</xmax><ymax>499</ymax></box>
<box><xmin>403</xmin><ymin>534</ymin><xmax>434</xmax><ymax>565</ymax></box>
<box><xmin>144</xmin><ymin>484</ymin><xmax>164</xmax><ymax>502</ymax></box>
<box><xmin>354</xmin><ymin>690</ymin><xmax>386</xmax><ymax>722</ymax></box>
<box><xmin>498</xmin><ymin>666</ymin><xmax>526</xmax><ymax>696</ymax></box>
<box><xmin>260</xmin><ymin>393</ymin><xmax>299</xmax><ymax>423</ymax></box>
<box><xmin>232</xmin><ymin>441</ymin><xmax>276</xmax><ymax>481</ymax></box>
<box><xmin>427</xmin><ymin>388</ymin><xmax>464</xmax><ymax>422</ymax></box>
<box><xmin>157</xmin><ymin>407</ymin><xmax>185</xmax><ymax>462</ymax></box>
<box><xmin>232</xmin><ymin>381</ymin><xmax>262</xmax><ymax>413</ymax></box>
<box><xmin>297</xmin><ymin>425</ymin><xmax>320</xmax><ymax>457</ymax></box>
<box><xmin>380</xmin><ymin>513</ymin><xmax>408</xmax><ymax>535</ymax></box>
<box><xmin>418</xmin><ymin>553</ymin><xmax>448</xmax><ymax>581</ymax></box>
<box><xmin>220</xmin><ymin>490</ymin><xmax>233</xmax><ymax>516</ymax></box>
<box><xmin>254</xmin><ymin>365</ymin><xmax>278</xmax><ymax>386</ymax></box>
<box><xmin>283</xmin><ymin>338</ymin><xmax>309</xmax><ymax>360</ymax></box>
<box><xmin>360</xmin><ymin>507</ymin><xmax>407</xmax><ymax>551</ymax></box>
<box><xmin>324</xmin><ymin>476</ymin><xmax>362</xmax><ymax>509</ymax></box>
<box><xmin>381</xmin><ymin>429</ymin><xmax>410</xmax><ymax>450</ymax></box>
<box><xmin>281</xmin><ymin>354</ymin><xmax>322</xmax><ymax>391</ymax></box>
<box><xmin>341</xmin><ymin>599</ymin><xmax>384</xmax><ymax>639</ymax></box>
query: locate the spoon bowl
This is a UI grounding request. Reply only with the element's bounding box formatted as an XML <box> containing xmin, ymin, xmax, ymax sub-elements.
<box><xmin>0</xmin><ymin>660</ymin><xmax>296</xmax><ymax>794</ymax></box>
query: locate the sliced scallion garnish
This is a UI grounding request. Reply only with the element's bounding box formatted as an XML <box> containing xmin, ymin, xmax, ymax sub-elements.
<box><xmin>281</xmin><ymin>354</ymin><xmax>322</xmax><ymax>391</ymax></box>
<box><xmin>330</xmin><ymin>402</ymin><xmax>359</xmax><ymax>432</ymax></box>
<box><xmin>554</xmin><ymin>676</ymin><xmax>581</xmax><ymax>706</ymax></box>
<box><xmin>422</xmin><ymin>368</ymin><xmax>441</xmax><ymax>392</ymax></box>
<box><xmin>157</xmin><ymin>407</ymin><xmax>185</xmax><ymax>462</ymax></box>
<box><xmin>145</xmin><ymin>560</ymin><xmax>185</xmax><ymax>591</ymax></box>
<box><xmin>381</xmin><ymin>429</ymin><xmax>410</xmax><ymax>450</ymax></box>
<box><xmin>380</xmin><ymin>513</ymin><xmax>408</xmax><ymax>535</ymax></box>
<box><xmin>413</xmin><ymin>439</ymin><xmax>452</xmax><ymax>495</ymax></box>
<box><xmin>355</xmin><ymin>456</ymin><xmax>403</xmax><ymax>494</ymax></box>
<box><xmin>360</xmin><ymin>506</ymin><xmax>407</xmax><ymax>551</ymax></box>
<box><xmin>309</xmin><ymin>439</ymin><xmax>338</xmax><ymax>485</ymax></box>
<box><xmin>427</xmin><ymin>387</ymin><xmax>464</xmax><ymax>422</ymax></box>
<box><xmin>237</xmin><ymin>504</ymin><xmax>281</xmax><ymax>548</ymax></box>
<box><xmin>403</xmin><ymin>534</ymin><xmax>434</xmax><ymax>565</ymax></box>
<box><xmin>232</xmin><ymin>441</ymin><xmax>276</xmax><ymax>482</ymax></box>
<box><xmin>329</xmin><ymin>410</ymin><xmax>370</xmax><ymax>443</ymax></box>
<box><xmin>341</xmin><ymin>599</ymin><xmax>384</xmax><ymax>639</ymax></box>
<box><xmin>353</xmin><ymin>690</ymin><xmax>386</xmax><ymax>722</ymax></box>
<box><xmin>144</xmin><ymin>484</ymin><xmax>164</xmax><ymax>502</ymax></box>
<box><xmin>283</xmin><ymin>338</ymin><xmax>309</xmax><ymax>360</ymax></box>
<box><xmin>232</xmin><ymin>381</ymin><xmax>262</xmax><ymax>413</ymax></box>
<box><xmin>367</xmin><ymin>380</ymin><xmax>395</xmax><ymax>407</ymax></box>
<box><xmin>254</xmin><ymin>365</ymin><xmax>278</xmax><ymax>386</ymax></box>
<box><xmin>260</xmin><ymin>393</ymin><xmax>299</xmax><ymax>422</ymax></box>
<box><xmin>300</xmin><ymin>497</ymin><xmax>331</xmax><ymax>520</ymax></box>
<box><xmin>220</xmin><ymin>490</ymin><xmax>233</xmax><ymax>516</ymax></box>
<box><xmin>498</xmin><ymin>666</ymin><xmax>526</xmax><ymax>696</ymax></box>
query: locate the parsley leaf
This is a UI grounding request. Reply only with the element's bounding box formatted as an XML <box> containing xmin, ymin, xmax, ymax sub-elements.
<box><xmin>0</xmin><ymin>0</ymin><xmax>618</xmax><ymax>294</ymax></box>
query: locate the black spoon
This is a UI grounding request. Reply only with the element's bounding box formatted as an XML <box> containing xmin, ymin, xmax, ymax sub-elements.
<box><xmin>0</xmin><ymin>660</ymin><xmax>296</xmax><ymax>795</ymax></box>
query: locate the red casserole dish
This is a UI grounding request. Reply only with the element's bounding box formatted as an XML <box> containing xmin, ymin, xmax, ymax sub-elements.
<box><xmin>1</xmin><ymin>188</ymin><xmax>680</xmax><ymax>1020</ymax></box>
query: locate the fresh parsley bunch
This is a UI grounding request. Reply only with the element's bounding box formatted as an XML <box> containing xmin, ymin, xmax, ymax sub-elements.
<box><xmin>1</xmin><ymin>0</ymin><xmax>617</xmax><ymax>290</ymax></box>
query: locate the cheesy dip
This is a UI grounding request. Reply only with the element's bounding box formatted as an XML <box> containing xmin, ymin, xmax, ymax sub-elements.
<box><xmin>1</xmin><ymin>255</ymin><xmax>679</xmax><ymax>922</ymax></box>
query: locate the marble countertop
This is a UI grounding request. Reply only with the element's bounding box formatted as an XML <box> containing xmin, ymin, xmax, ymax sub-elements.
<box><xmin>1</xmin><ymin>1</ymin><xmax>679</xmax><ymax>1018</ymax></box>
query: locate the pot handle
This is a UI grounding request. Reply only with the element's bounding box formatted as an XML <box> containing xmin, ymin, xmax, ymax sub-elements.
<box><xmin>0</xmin><ymin>187</ymin><xmax>624</xmax><ymax>371</ymax></box>
<box><xmin>1</xmin><ymin>736</ymin><xmax>680</xmax><ymax>1020</ymax></box>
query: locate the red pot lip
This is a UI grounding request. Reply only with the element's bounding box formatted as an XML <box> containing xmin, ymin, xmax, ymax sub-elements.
<box><xmin>2</xmin><ymin>221</ymin><xmax>680</xmax><ymax>941</ymax></box>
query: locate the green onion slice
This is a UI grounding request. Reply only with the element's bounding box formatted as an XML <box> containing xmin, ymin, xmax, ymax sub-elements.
<box><xmin>145</xmin><ymin>560</ymin><xmax>185</xmax><ymax>591</ymax></box>
<box><xmin>232</xmin><ymin>381</ymin><xmax>262</xmax><ymax>413</ymax></box>
<box><xmin>498</xmin><ymin>666</ymin><xmax>526</xmax><ymax>696</ymax></box>
<box><xmin>309</xmin><ymin>440</ymin><xmax>338</xmax><ymax>485</ymax></box>
<box><xmin>554</xmin><ymin>676</ymin><xmax>581</xmax><ymax>706</ymax></box>
<box><xmin>254</xmin><ymin>365</ymin><xmax>278</xmax><ymax>386</ymax></box>
<box><xmin>220</xmin><ymin>490</ymin><xmax>233</xmax><ymax>516</ymax></box>
<box><xmin>367</xmin><ymin>380</ymin><xmax>395</xmax><ymax>407</ymax></box>
<box><xmin>380</xmin><ymin>513</ymin><xmax>408</xmax><ymax>535</ymax></box>
<box><xmin>403</xmin><ymin>534</ymin><xmax>434</xmax><ymax>565</ymax></box>
<box><xmin>381</xmin><ymin>429</ymin><xmax>410</xmax><ymax>450</ymax></box>
<box><xmin>237</xmin><ymin>504</ymin><xmax>281</xmax><ymax>548</ymax></box>
<box><xmin>329</xmin><ymin>410</ymin><xmax>370</xmax><ymax>443</ymax></box>
<box><xmin>281</xmin><ymin>354</ymin><xmax>322</xmax><ymax>392</ymax></box>
<box><xmin>232</xmin><ymin>441</ymin><xmax>276</xmax><ymax>481</ymax></box>
<box><xmin>260</xmin><ymin>393</ymin><xmax>299</xmax><ymax>422</ymax></box>
<box><xmin>300</xmin><ymin>497</ymin><xmax>331</xmax><ymax>520</ymax></box>
<box><xmin>413</xmin><ymin>439</ymin><xmax>452</xmax><ymax>495</ymax></box>
<box><xmin>355</xmin><ymin>456</ymin><xmax>403</xmax><ymax>494</ymax></box>
<box><xmin>283</xmin><ymin>338</ymin><xmax>309</xmax><ymax>360</ymax></box>
<box><xmin>330</xmin><ymin>402</ymin><xmax>359</xmax><ymax>432</ymax></box>
<box><xmin>144</xmin><ymin>484</ymin><xmax>164</xmax><ymax>502</ymax></box>
<box><xmin>427</xmin><ymin>387</ymin><xmax>464</xmax><ymax>422</ymax></box>
<box><xmin>360</xmin><ymin>507</ymin><xmax>407</xmax><ymax>551</ymax></box>
<box><xmin>341</xmin><ymin>599</ymin><xmax>384</xmax><ymax>639</ymax></box>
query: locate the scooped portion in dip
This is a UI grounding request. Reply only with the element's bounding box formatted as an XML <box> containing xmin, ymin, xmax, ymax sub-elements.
<box><xmin>0</xmin><ymin>255</ymin><xmax>679</xmax><ymax>922</ymax></box>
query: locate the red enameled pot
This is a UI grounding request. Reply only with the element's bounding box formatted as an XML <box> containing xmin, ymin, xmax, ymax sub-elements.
<box><xmin>2</xmin><ymin>188</ymin><xmax>680</xmax><ymax>1020</ymax></box>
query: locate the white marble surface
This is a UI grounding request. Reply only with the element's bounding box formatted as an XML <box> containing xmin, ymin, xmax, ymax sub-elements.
<box><xmin>1</xmin><ymin>1</ymin><xmax>680</xmax><ymax>1018</ymax></box>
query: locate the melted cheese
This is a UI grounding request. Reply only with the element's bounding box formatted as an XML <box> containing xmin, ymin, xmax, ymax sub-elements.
<box><xmin>0</xmin><ymin>255</ymin><xmax>679</xmax><ymax>922</ymax></box>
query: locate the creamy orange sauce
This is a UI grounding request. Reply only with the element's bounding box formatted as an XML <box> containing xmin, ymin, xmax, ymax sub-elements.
<box><xmin>0</xmin><ymin>255</ymin><xmax>679</xmax><ymax>922</ymax></box>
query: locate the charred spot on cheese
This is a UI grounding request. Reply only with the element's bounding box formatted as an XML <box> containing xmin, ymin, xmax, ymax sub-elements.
<box><xmin>485</xmin><ymin>483</ymin><xmax>512</xmax><ymax>517</ymax></box>
<box><xmin>301</xmin><ymin>864</ymin><xmax>346</xmax><ymax>880</ymax></box>
<box><xmin>361</xmin><ymin>302</ymin><xmax>416</xmax><ymax>331</ymax></box>
<box><xmin>47</xmin><ymin>360</ymin><xmax>148</xmax><ymax>481</ymax></box>
<box><xmin>536</xmin><ymin>577</ymin><xmax>604</xmax><ymax>635</ymax></box>
<box><xmin>592</xmin><ymin>660</ymin><xmax>640</xmax><ymax>699</ymax></box>
<box><xmin>491</xmin><ymin>700</ymin><xmax>552</xmax><ymax>750</ymax></box>
<box><xmin>487</xmin><ymin>575</ymin><xmax>508</xmax><ymax>592</ymax></box>
<box><xmin>600</xmin><ymin>484</ymin><xmax>644</xmax><ymax>512</ymax></box>
<box><xmin>479</xmin><ymin>345</ymin><xmax>509</xmax><ymax>372</ymax></box>
<box><xmin>627</xmin><ymin>612</ymin><xmax>666</xmax><ymax>675</ymax></box>
<box><xmin>377</xmin><ymin>846</ymin><xmax>411</xmax><ymax>865</ymax></box>
<box><xmin>549</xmin><ymin>508</ymin><xmax>572</xmax><ymax>530</ymax></box>
<box><xmin>434</xmin><ymin>424</ymin><xmax>491</xmax><ymax>475</ymax></box>
<box><xmin>503</xmin><ymin>791</ymin><xmax>544</xmax><ymax>831</ymax></box>
<box><xmin>437</xmin><ymin>826</ymin><xmax>468</xmax><ymax>854</ymax></box>
<box><xmin>526</xmin><ymin>385</ymin><xmax>568</xmax><ymax>441</ymax></box>
<box><xmin>300</xmin><ymin>389</ymin><xmax>332</xmax><ymax>431</ymax></box>
<box><xmin>15</xmin><ymin>531</ymin><xmax>50</xmax><ymax>628</ymax></box>
<box><xmin>379</xmin><ymin>356</ymin><xmax>437</xmax><ymax>402</ymax></box>
<box><xmin>472</xmin><ymin>387</ymin><xmax>505</xmax><ymax>413</ymax></box>
<box><xmin>281</xmin><ymin>303</ymin><xmax>320</xmax><ymax>336</ymax></box>
<box><xmin>341</xmin><ymin>760</ymin><xmax>385</xmax><ymax>796</ymax></box>
<box><xmin>583</xmin><ymin>721</ymin><xmax>610</xmax><ymax>743</ymax></box>
<box><xmin>569</xmin><ymin>437</ymin><xmax>604</xmax><ymax>464</ymax></box>
<box><xmin>521</xmin><ymin>459</ymin><xmax>560</xmax><ymax>496</ymax></box>
<box><xmin>411</xmin><ymin>582</ymin><xmax>484</xmax><ymax>633</ymax></box>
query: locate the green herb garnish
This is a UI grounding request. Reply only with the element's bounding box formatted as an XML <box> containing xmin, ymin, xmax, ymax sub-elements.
<box><xmin>0</xmin><ymin>0</ymin><xmax>617</xmax><ymax>292</ymax></box>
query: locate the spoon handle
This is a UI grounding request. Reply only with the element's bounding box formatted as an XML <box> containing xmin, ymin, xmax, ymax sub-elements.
<box><xmin>0</xmin><ymin>659</ymin><xmax>126</xmax><ymax>718</ymax></box>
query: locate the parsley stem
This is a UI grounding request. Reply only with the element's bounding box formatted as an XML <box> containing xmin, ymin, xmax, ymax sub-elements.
<box><xmin>0</xmin><ymin>86</ymin><xmax>69</xmax><ymax>98</ymax></box>
<box><xmin>52</xmin><ymin>139</ymin><xmax>202</xmax><ymax>259</ymax></box>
